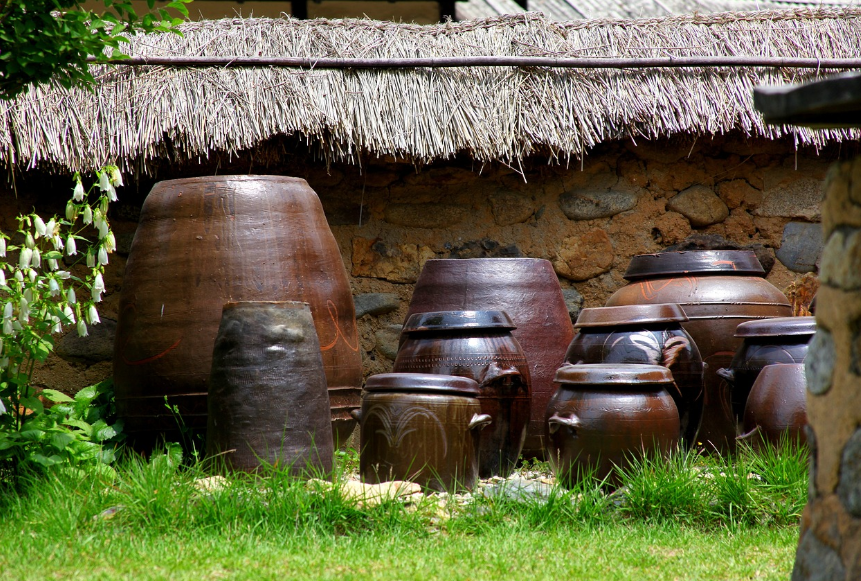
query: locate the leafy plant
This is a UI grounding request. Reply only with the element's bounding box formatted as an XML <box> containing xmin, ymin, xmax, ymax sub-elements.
<box><xmin>0</xmin><ymin>169</ymin><xmax>124</xmax><ymax>477</ymax></box>
<box><xmin>0</xmin><ymin>0</ymin><xmax>191</xmax><ymax>100</ymax></box>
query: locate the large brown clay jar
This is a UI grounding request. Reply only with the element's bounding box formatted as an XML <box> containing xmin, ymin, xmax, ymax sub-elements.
<box><xmin>739</xmin><ymin>363</ymin><xmax>808</xmax><ymax>448</ymax></box>
<box><xmin>206</xmin><ymin>302</ymin><xmax>334</xmax><ymax>475</ymax></box>
<box><xmin>545</xmin><ymin>363</ymin><xmax>679</xmax><ymax>487</ymax></box>
<box><xmin>113</xmin><ymin>176</ymin><xmax>362</xmax><ymax>449</ymax></box>
<box><xmin>717</xmin><ymin>316</ymin><xmax>814</xmax><ymax>425</ymax></box>
<box><xmin>605</xmin><ymin>250</ymin><xmax>791</xmax><ymax>454</ymax></box>
<box><xmin>564</xmin><ymin>304</ymin><xmax>704</xmax><ymax>446</ymax></box>
<box><xmin>393</xmin><ymin>310</ymin><xmax>530</xmax><ymax>478</ymax></box>
<box><xmin>404</xmin><ymin>258</ymin><xmax>573</xmax><ymax>458</ymax></box>
<box><xmin>355</xmin><ymin>373</ymin><xmax>491</xmax><ymax>491</ymax></box>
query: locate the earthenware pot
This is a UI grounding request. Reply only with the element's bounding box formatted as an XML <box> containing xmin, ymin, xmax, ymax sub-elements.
<box><xmin>404</xmin><ymin>258</ymin><xmax>573</xmax><ymax>458</ymax></box>
<box><xmin>206</xmin><ymin>301</ymin><xmax>334</xmax><ymax>475</ymax></box>
<box><xmin>738</xmin><ymin>363</ymin><xmax>808</xmax><ymax>448</ymax></box>
<box><xmin>394</xmin><ymin>310</ymin><xmax>530</xmax><ymax>478</ymax></box>
<box><xmin>355</xmin><ymin>373</ymin><xmax>491</xmax><ymax>491</ymax></box>
<box><xmin>113</xmin><ymin>176</ymin><xmax>362</xmax><ymax>449</ymax></box>
<box><xmin>545</xmin><ymin>363</ymin><xmax>679</xmax><ymax>487</ymax></box>
<box><xmin>717</xmin><ymin>316</ymin><xmax>814</xmax><ymax>425</ymax></box>
<box><xmin>564</xmin><ymin>304</ymin><xmax>704</xmax><ymax>446</ymax></box>
<box><xmin>605</xmin><ymin>250</ymin><xmax>792</xmax><ymax>453</ymax></box>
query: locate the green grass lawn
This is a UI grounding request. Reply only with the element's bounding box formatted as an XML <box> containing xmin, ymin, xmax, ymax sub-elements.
<box><xmin>0</xmin><ymin>444</ymin><xmax>806</xmax><ymax>581</ymax></box>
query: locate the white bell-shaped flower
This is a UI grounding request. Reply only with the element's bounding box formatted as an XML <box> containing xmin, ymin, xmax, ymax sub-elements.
<box><xmin>52</xmin><ymin>316</ymin><xmax>62</xmax><ymax>334</ymax></box>
<box><xmin>86</xmin><ymin>252</ymin><xmax>95</xmax><ymax>268</ymax></box>
<box><xmin>45</xmin><ymin>219</ymin><xmax>56</xmax><ymax>237</ymax></box>
<box><xmin>92</xmin><ymin>288</ymin><xmax>103</xmax><ymax>303</ymax></box>
<box><xmin>66</xmin><ymin>236</ymin><xmax>77</xmax><ymax>256</ymax></box>
<box><xmin>105</xmin><ymin>233</ymin><xmax>116</xmax><ymax>253</ymax></box>
<box><xmin>63</xmin><ymin>306</ymin><xmax>75</xmax><ymax>325</ymax></box>
<box><xmin>3</xmin><ymin>302</ymin><xmax>12</xmax><ymax>320</ymax></box>
<box><xmin>0</xmin><ymin>270</ymin><xmax>6</xmax><ymax>286</ymax></box>
<box><xmin>77</xmin><ymin>319</ymin><xmax>88</xmax><ymax>337</ymax></box>
<box><xmin>18</xmin><ymin>248</ymin><xmax>32</xmax><ymax>269</ymax></box>
<box><xmin>93</xmin><ymin>273</ymin><xmax>105</xmax><ymax>292</ymax></box>
<box><xmin>48</xmin><ymin>259</ymin><xmax>58</xmax><ymax>271</ymax></box>
<box><xmin>48</xmin><ymin>278</ymin><xmax>60</xmax><ymax>297</ymax></box>
<box><xmin>109</xmin><ymin>167</ymin><xmax>124</xmax><ymax>188</ymax></box>
<box><xmin>33</xmin><ymin>216</ymin><xmax>46</xmax><ymax>238</ymax></box>
<box><xmin>14</xmin><ymin>270</ymin><xmax>23</xmax><ymax>283</ymax></box>
<box><xmin>23</xmin><ymin>289</ymin><xmax>33</xmax><ymax>303</ymax></box>
<box><xmin>27</xmin><ymin>269</ymin><xmax>36</xmax><ymax>284</ymax></box>
<box><xmin>67</xmin><ymin>288</ymin><xmax>76</xmax><ymax>304</ymax></box>
<box><xmin>98</xmin><ymin>246</ymin><xmax>109</xmax><ymax>266</ymax></box>
<box><xmin>2</xmin><ymin>320</ymin><xmax>12</xmax><ymax>336</ymax></box>
<box><xmin>98</xmin><ymin>171</ymin><xmax>111</xmax><ymax>192</ymax></box>
<box><xmin>88</xmin><ymin>305</ymin><xmax>100</xmax><ymax>325</ymax></box>
<box><xmin>97</xmin><ymin>220</ymin><xmax>109</xmax><ymax>240</ymax></box>
<box><xmin>30</xmin><ymin>247</ymin><xmax>40</xmax><ymax>268</ymax></box>
<box><xmin>0</xmin><ymin>237</ymin><xmax>7</xmax><ymax>258</ymax></box>
<box><xmin>24</xmin><ymin>233</ymin><xmax>34</xmax><ymax>249</ymax></box>
<box><xmin>66</xmin><ymin>201</ymin><xmax>76</xmax><ymax>222</ymax></box>
<box><xmin>19</xmin><ymin>297</ymin><xmax>29</xmax><ymax>323</ymax></box>
<box><xmin>73</xmin><ymin>180</ymin><xmax>85</xmax><ymax>202</ymax></box>
<box><xmin>83</xmin><ymin>206</ymin><xmax>93</xmax><ymax>225</ymax></box>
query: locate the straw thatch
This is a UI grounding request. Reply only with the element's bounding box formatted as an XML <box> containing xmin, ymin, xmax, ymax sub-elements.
<box><xmin>2</xmin><ymin>8</ymin><xmax>861</xmax><ymax>174</ymax></box>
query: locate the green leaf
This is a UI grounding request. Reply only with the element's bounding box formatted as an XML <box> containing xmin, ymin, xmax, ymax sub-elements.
<box><xmin>40</xmin><ymin>389</ymin><xmax>74</xmax><ymax>403</ymax></box>
<box><xmin>50</xmin><ymin>431</ymin><xmax>75</xmax><ymax>450</ymax></box>
<box><xmin>19</xmin><ymin>396</ymin><xmax>44</xmax><ymax>415</ymax></box>
<box><xmin>74</xmin><ymin>386</ymin><xmax>97</xmax><ymax>404</ymax></box>
<box><xmin>30</xmin><ymin>453</ymin><xmax>62</xmax><ymax>467</ymax></box>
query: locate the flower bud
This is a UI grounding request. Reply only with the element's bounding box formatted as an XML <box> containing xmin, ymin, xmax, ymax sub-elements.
<box><xmin>33</xmin><ymin>216</ymin><xmax>46</xmax><ymax>238</ymax></box>
<box><xmin>14</xmin><ymin>271</ymin><xmax>23</xmax><ymax>283</ymax></box>
<box><xmin>27</xmin><ymin>269</ymin><xmax>36</xmax><ymax>284</ymax></box>
<box><xmin>66</xmin><ymin>236</ymin><xmax>77</xmax><ymax>256</ymax></box>
<box><xmin>72</xmin><ymin>180</ymin><xmax>85</xmax><ymax>202</ymax></box>
<box><xmin>30</xmin><ymin>247</ymin><xmax>40</xmax><ymax>268</ymax></box>
<box><xmin>2</xmin><ymin>320</ymin><xmax>12</xmax><ymax>336</ymax></box>
<box><xmin>86</xmin><ymin>252</ymin><xmax>95</xmax><ymax>268</ymax></box>
<box><xmin>56</xmin><ymin>271</ymin><xmax>70</xmax><ymax>280</ymax></box>
<box><xmin>88</xmin><ymin>305</ymin><xmax>100</xmax><ymax>325</ymax></box>
<box><xmin>23</xmin><ymin>289</ymin><xmax>32</xmax><ymax>303</ymax></box>
<box><xmin>77</xmin><ymin>319</ymin><xmax>88</xmax><ymax>337</ymax></box>
<box><xmin>19</xmin><ymin>297</ymin><xmax>29</xmax><ymax>323</ymax></box>
<box><xmin>0</xmin><ymin>270</ymin><xmax>6</xmax><ymax>286</ymax></box>
<box><xmin>66</xmin><ymin>201</ymin><xmax>76</xmax><ymax>221</ymax></box>
<box><xmin>105</xmin><ymin>232</ymin><xmax>116</xmax><ymax>253</ymax></box>
<box><xmin>0</xmin><ymin>237</ymin><xmax>7</xmax><ymax>258</ymax></box>
<box><xmin>3</xmin><ymin>302</ymin><xmax>12</xmax><ymax>320</ymax></box>
<box><xmin>24</xmin><ymin>233</ymin><xmax>34</xmax><ymax>249</ymax></box>
<box><xmin>18</xmin><ymin>248</ymin><xmax>32</xmax><ymax>269</ymax></box>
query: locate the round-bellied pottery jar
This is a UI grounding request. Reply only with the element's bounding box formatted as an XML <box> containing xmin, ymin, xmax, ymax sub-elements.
<box><xmin>114</xmin><ymin>176</ymin><xmax>362</xmax><ymax>450</ymax></box>
<box><xmin>206</xmin><ymin>301</ymin><xmax>334</xmax><ymax>475</ymax></box>
<box><xmin>355</xmin><ymin>373</ymin><xmax>491</xmax><ymax>492</ymax></box>
<box><xmin>605</xmin><ymin>250</ymin><xmax>792</xmax><ymax>454</ymax></box>
<box><xmin>564</xmin><ymin>303</ymin><xmax>703</xmax><ymax>446</ymax></box>
<box><xmin>404</xmin><ymin>258</ymin><xmax>573</xmax><ymax>458</ymax></box>
<box><xmin>717</xmin><ymin>316</ymin><xmax>815</xmax><ymax>426</ymax></box>
<box><xmin>393</xmin><ymin>310</ymin><xmax>530</xmax><ymax>478</ymax></box>
<box><xmin>738</xmin><ymin>363</ymin><xmax>808</xmax><ymax>448</ymax></box>
<box><xmin>545</xmin><ymin>363</ymin><xmax>680</xmax><ymax>487</ymax></box>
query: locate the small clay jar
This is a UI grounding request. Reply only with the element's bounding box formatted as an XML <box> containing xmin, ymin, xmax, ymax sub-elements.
<box><xmin>394</xmin><ymin>310</ymin><xmax>530</xmax><ymax>478</ymax></box>
<box><xmin>738</xmin><ymin>363</ymin><xmax>808</xmax><ymax>448</ymax></box>
<box><xmin>564</xmin><ymin>303</ymin><xmax>704</xmax><ymax>446</ymax></box>
<box><xmin>717</xmin><ymin>316</ymin><xmax>814</xmax><ymax>425</ymax></box>
<box><xmin>206</xmin><ymin>301</ymin><xmax>334</xmax><ymax>475</ymax></box>
<box><xmin>545</xmin><ymin>363</ymin><xmax>679</xmax><ymax>487</ymax></box>
<box><xmin>355</xmin><ymin>373</ymin><xmax>491</xmax><ymax>491</ymax></box>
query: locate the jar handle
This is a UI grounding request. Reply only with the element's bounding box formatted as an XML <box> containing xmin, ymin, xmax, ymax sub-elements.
<box><xmin>350</xmin><ymin>408</ymin><xmax>362</xmax><ymax>424</ymax></box>
<box><xmin>716</xmin><ymin>368</ymin><xmax>735</xmax><ymax>385</ymax></box>
<box><xmin>548</xmin><ymin>413</ymin><xmax>581</xmax><ymax>435</ymax></box>
<box><xmin>477</xmin><ymin>362</ymin><xmax>521</xmax><ymax>389</ymax></box>
<box><xmin>736</xmin><ymin>424</ymin><xmax>761</xmax><ymax>442</ymax></box>
<box><xmin>468</xmin><ymin>413</ymin><xmax>493</xmax><ymax>431</ymax></box>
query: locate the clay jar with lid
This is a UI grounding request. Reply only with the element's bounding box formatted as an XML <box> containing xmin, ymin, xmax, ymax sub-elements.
<box><xmin>206</xmin><ymin>301</ymin><xmax>334</xmax><ymax>475</ymax></box>
<box><xmin>545</xmin><ymin>363</ymin><xmax>680</xmax><ymax>487</ymax></box>
<box><xmin>564</xmin><ymin>304</ymin><xmax>703</xmax><ymax>446</ymax></box>
<box><xmin>605</xmin><ymin>250</ymin><xmax>792</xmax><ymax>453</ymax></box>
<box><xmin>354</xmin><ymin>373</ymin><xmax>491</xmax><ymax>492</ymax></box>
<box><xmin>739</xmin><ymin>363</ymin><xmax>808</xmax><ymax>448</ymax></box>
<box><xmin>717</xmin><ymin>316</ymin><xmax>815</xmax><ymax>425</ymax></box>
<box><xmin>393</xmin><ymin>310</ymin><xmax>530</xmax><ymax>478</ymax></box>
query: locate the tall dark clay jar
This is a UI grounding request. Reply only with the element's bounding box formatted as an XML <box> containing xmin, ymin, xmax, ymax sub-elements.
<box><xmin>355</xmin><ymin>373</ymin><xmax>491</xmax><ymax>492</ymax></box>
<box><xmin>393</xmin><ymin>310</ymin><xmax>530</xmax><ymax>478</ymax></box>
<box><xmin>605</xmin><ymin>250</ymin><xmax>792</xmax><ymax>454</ymax></box>
<box><xmin>206</xmin><ymin>302</ymin><xmax>334</xmax><ymax>475</ymax></box>
<box><xmin>404</xmin><ymin>258</ymin><xmax>573</xmax><ymax>458</ymax></box>
<box><xmin>739</xmin><ymin>363</ymin><xmax>808</xmax><ymax>448</ymax></box>
<box><xmin>717</xmin><ymin>316</ymin><xmax>814</xmax><ymax>425</ymax></box>
<box><xmin>545</xmin><ymin>364</ymin><xmax>679</xmax><ymax>487</ymax></box>
<box><xmin>564</xmin><ymin>304</ymin><xmax>704</xmax><ymax>446</ymax></box>
<box><xmin>113</xmin><ymin>176</ymin><xmax>362</xmax><ymax>449</ymax></box>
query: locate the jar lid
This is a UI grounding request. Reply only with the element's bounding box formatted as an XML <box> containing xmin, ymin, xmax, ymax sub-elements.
<box><xmin>554</xmin><ymin>363</ymin><xmax>675</xmax><ymax>385</ymax></box>
<box><xmin>403</xmin><ymin>310</ymin><xmax>516</xmax><ymax>333</ymax></box>
<box><xmin>364</xmin><ymin>373</ymin><xmax>480</xmax><ymax>396</ymax></box>
<box><xmin>623</xmin><ymin>250</ymin><xmax>765</xmax><ymax>281</ymax></box>
<box><xmin>574</xmin><ymin>304</ymin><xmax>687</xmax><ymax>328</ymax></box>
<box><xmin>735</xmin><ymin>316</ymin><xmax>816</xmax><ymax>338</ymax></box>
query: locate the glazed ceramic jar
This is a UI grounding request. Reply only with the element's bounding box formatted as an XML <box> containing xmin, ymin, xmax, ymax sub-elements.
<box><xmin>404</xmin><ymin>258</ymin><xmax>573</xmax><ymax>459</ymax></box>
<box><xmin>717</xmin><ymin>316</ymin><xmax>814</xmax><ymax>425</ymax></box>
<box><xmin>564</xmin><ymin>303</ymin><xmax>703</xmax><ymax>446</ymax></box>
<box><xmin>739</xmin><ymin>363</ymin><xmax>808</xmax><ymax>448</ymax></box>
<box><xmin>114</xmin><ymin>176</ymin><xmax>362</xmax><ymax>449</ymax></box>
<box><xmin>545</xmin><ymin>363</ymin><xmax>680</xmax><ymax>487</ymax></box>
<box><xmin>206</xmin><ymin>301</ymin><xmax>334</xmax><ymax>475</ymax></box>
<box><xmin>355</xmin><ymin>373</ymin><xmax>491</xmax><ymax>491</ymax></box>
<box><xmin>393</xmin><ymin>310</ymin><xmax>530</xmax><ymax>478</ymax></box>
<box><xmin>605</xmin><ymin>250</ymin><xmax>792</xmax><ymax>453</ymax></box>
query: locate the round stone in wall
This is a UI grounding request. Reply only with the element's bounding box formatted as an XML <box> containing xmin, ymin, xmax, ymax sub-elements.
<box><xmin>558</xmin><ymin>189</ymin><xmax>639</xmax><ymax>221</ymax></box>
<box><xmin>837</xmin><ymin>428</ymin><xmax>861</xmax><ymax>517</ymax></box>
<box><xmin>806</xmin><ymin>327</ymin><xmax>835</xmax><ymax>396</ymax></box>
<box><xmin>666</xmin><ymin>185</ymin><xmax>729</xmax><ymax>228</ymax></box>
<box><xmin>776</xmin><ymin>222</ymin><xmax>824</xmax><ymax>273</ymax></box>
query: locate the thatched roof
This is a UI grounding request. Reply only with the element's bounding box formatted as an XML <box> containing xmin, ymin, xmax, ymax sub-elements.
<box><xmin>456</xmin><ymin>0</ymin><xmax>856</xmax><ymax>22</ymax></box>
<box><xmin>3</xmin><ymin>8</ymin><xmax>861</xmax><ymax>174</ymax></box>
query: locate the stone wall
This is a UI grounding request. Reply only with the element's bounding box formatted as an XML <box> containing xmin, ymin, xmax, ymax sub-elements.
<box><xmin>0</xmin><ymin>131</ymin><xmax>839</xmax><ymax>393</ymax></box>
